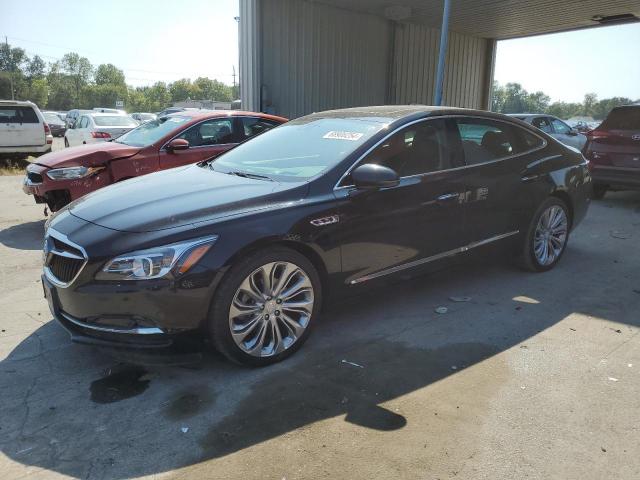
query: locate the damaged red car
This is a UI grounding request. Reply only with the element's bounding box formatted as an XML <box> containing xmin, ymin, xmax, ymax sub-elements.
<box><xmin>22</xmin><ymin>110</ymin><xmax>287</xmax><ymax>211</ymax></box>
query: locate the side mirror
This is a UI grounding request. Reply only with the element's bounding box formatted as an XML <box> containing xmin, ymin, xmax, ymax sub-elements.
<box><xmin>567</xmin><ymin>128</ymin><xmax>578</xmax><ymax>136</ymax></box>
<box><xmin>351</xmin><ymin>164</ymin><xmax>400</xmax><ymax>190</ymax></box>
<box><xmin>166</xmin><ymin>138</ymin><xmax>189</xmax><ymax>152</ymax></box>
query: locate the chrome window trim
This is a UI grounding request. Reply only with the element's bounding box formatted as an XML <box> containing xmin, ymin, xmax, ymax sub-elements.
<box><xmin>334</xmin><ymin>115</ymin><xmax>548</xmax><ymax>190</ymax></box>
<box><xmin>349</xmin><ymin>230</ymin><xmax>520</xmax><ymax>285</ymax></box>
<box><xmin>43</xmin><ymin>229</ymin><xmax>88</xmax><ymax>289</ymax></box>
<box><xmin>60</xmin><ymin>311</ymin><xmax>164</xmax><ymax>335</ymax></box>
<box><xmin>160</xmin><ymin>116</ymin><xmax>238</xmax><ymax>152</ymax></box>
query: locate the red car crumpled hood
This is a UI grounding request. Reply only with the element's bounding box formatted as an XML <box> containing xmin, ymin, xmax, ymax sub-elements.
<box><xmin>34</xmin><ymin>142</ymin><xmax>141</xmax><ymax>168</ymax></box>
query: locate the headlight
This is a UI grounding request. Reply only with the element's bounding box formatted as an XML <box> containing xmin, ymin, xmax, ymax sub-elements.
<box><xmin>47</xmin><ymin>166</ymin><xmax>104</xmax><ymax>180</ymax></box>
<box><xmin>95</xmin><ymin>235</ymin><xmax>218</xmax><ymax>281</ymax></box>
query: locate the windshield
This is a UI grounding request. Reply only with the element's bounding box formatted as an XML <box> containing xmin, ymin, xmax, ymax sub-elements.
<box><xmin>93</xmin><ymin>115</ymin><xmax>137</xmax><ymax>127</ymax></box>
<box><xmin>210</xmin><ymin>118</ymin><xmax>385</xmax><ymax>181</ymax></box>
<box><xmin>114</xmin><ymin>116</ymin><xmax>192</xmax><ymax>147</ymax></box>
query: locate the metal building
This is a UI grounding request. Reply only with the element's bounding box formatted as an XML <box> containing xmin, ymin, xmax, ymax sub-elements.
<box><xmin>239</xmin><ymin>0</ymin><xmax>639</xmax><ymax>119</ymax></box>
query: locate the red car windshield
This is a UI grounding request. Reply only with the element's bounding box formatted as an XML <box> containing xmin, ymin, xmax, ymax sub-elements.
<box><xmin>114</xmin><ymin>116</ymin><xmax>192</xmax><ymax>147</ymax></box>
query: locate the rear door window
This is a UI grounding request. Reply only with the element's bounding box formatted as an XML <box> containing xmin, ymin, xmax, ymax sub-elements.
<box><xmin>0</xmin><ymin>106</ymin><xmax>39</xmax><ymax>123</ymax></box>
<box><xmin>242</xmin><ymin>117</ymin><xmax>281</xmax><ymax>140</ymax></box>
<box><xmin>456</xmin><ymin>119</ymin><xmax>519</xmax><ymax>165</ymax></box>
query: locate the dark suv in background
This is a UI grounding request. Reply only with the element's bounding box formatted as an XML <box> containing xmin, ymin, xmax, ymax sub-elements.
<box><xmin>583</xmin><ymin>105</ymin><xmax>640</xmax><ymax>199</ymax></box>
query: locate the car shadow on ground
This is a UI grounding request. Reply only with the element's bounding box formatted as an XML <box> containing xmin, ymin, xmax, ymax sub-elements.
<box><xmin>0</xmin><ymin>219</ymin><xmax>45</xmax><ymax>250</ymax></box>
<box><xmin>2</xmin><ymin>229</ymin><xmax>638</xmax><ymax>479</ymax></box>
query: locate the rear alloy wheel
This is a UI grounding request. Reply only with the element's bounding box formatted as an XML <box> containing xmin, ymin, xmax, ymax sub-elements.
<box><xmin>518</xmin><ymin>197</ymin><xmax>570</xmax><ymax>272</ymax></box>
<box><xmin>592</xmin><ymin>183</ymin><xmax>608</xmax><ymax>200</ymax></box>
<box><xmin>209</xmin><ymin>248</ymin><xmax>321</xmax><ymax>366</ymax></box>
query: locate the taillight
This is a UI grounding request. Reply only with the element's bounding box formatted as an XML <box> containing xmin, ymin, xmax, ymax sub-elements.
<box><xmin>587</xmin><ymin>129</ymin><xmax>612</xmax><ymax>140</ymax></box>
<box><xmin>44</xmin><ymin>123</ymin><xmax>52</xmax><ymax>144</ymax></box>
<box><xmin>91</xmin><ymin>131</ymin><xmax>111</xmax><ymax>139</ymax></box>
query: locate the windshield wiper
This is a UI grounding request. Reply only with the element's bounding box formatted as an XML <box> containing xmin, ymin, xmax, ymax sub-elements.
<box><xmin>227</xmin><ymin>170</ymin><xmax>274</xmax><ymax>181</ymax></box>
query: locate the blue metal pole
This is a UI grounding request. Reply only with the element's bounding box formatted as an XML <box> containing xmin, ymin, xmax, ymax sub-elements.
<box><xmin>434</xmin><ymin>0</ymin><xmax>451</xmax><ymax>106</ymax></box>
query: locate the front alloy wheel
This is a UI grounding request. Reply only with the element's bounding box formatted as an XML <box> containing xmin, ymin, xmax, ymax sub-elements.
<box><xmin>229</xmin><ymin>262</ymin><xmax>314</xmax><ymax>357</ymax></box>
<box><xmin>209</xmin><ymin>247</ymin><xmax>321</xmax><ymax>366</ymax></box>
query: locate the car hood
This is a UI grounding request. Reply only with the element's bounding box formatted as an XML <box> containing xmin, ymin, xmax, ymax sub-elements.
<box><xmin>34</xmin><ymin>141</ymin><xmax>141</xmax><ymax>168</ymax></box>
<box><xmin>68</xmin><ymin>165</ymin><xmax>308</xmax><ymax>233</ymax></box>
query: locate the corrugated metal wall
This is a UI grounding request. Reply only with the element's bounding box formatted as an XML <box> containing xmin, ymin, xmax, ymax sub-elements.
<box><xmin>245</xmin><ymin>0</ymin><xmax>494</xmax><ymax>117</ymax></box>
<box><xmin>391</xmin><ymin>23</ymin><xmax>490</xmax><ymax>109</ymax></box>
<box><xmin>260</xmin><ymin>0</ymin><xmax>390</xmax><ymax>119</ymax></box>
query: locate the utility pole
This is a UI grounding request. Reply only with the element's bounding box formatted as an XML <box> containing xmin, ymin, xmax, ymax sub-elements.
<box><xmin>5</xmin><ymin>36</ymin><xmax>15</xmax><ymax>100</ymax></box>
<box><xmin>232</xmin><ymin>65</ymin><xmax>237</xmax><ymax>89</ymax></box>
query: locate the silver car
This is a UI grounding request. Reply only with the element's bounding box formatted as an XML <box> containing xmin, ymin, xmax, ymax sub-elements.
<box><xmin>64</xmin><ymin>112</ymin><xmax>137</xmax><ymax>147</ymax></box>
<box><xmin>509</xmin><ymin>114</ymin><xmax>587</xmax><ymax>150</ymax></box>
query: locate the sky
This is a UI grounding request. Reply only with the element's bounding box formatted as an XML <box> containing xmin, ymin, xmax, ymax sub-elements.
<box><xmin>1</xmin><ymin>0</ymin><xmax>639</xmax><ymax>103</ymax></box>
<box><xmin>495</xmin><ymin>23</ymin><xmax>640</xmax><ymax>103</ymax></box>
<box><xmin>0</xmin><ymin>0</ymin><xmax>240</xmax><ymax>87</ymax></box>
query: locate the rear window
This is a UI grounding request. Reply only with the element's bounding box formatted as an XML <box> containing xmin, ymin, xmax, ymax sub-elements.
<box><xmin>93</xmin><ymin>115</ymin><xmax>137</xmax><ymax>127</ymax></box>
<box><xmin>44</xmin><ymin>113</ymin><xmax>62</xmax><ymax>124</ymax></box>
<box><xmin>600</xmin><ymin>107</ymin><xmax>640</xmax><ymax>130</ymax></box>
<box><xmin>0</xmin><ymin>106</ymin><xmax>39</xmax><ymax>124</ymax></box>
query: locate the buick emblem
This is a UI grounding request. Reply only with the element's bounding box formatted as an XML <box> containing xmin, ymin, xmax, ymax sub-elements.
<box><xmin>632</xmin><ymin>134</ymin><xmax>640</xmax><ymax>141</ymax></box>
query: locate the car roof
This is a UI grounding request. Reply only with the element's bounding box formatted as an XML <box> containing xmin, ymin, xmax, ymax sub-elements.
<box><xmin>298</xmin><ymin>105</ymin><xmax>527</xmax><ymax>125</ymax></box>
<box><xmin>88</xmin><ymin>112</ymin><xmax>131</xmax><ymax>117</ymax></box>
<box><xmin>506</xmin><ymin>113</ymin><xmax>548</xmax><ymax>118</ymax></box>
<box><xmin>164</xmin><ymin>109</ymin><xmax>288</xmax><ymax>122</ymax></box>
<box><xmin>0</xmin><ymin>100</ymin><xmax>37</xmax><ymax>107</ymax></box>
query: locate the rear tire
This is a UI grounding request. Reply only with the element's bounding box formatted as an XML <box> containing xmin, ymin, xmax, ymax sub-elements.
<box><xmin>592</xmin><ymin>183</ymin><xmax>607</xmax><ymax>200</ymax></box>
<box><xmin>64</xmin><ymin>138</ymin><xmax>69</xmax><ymax>148</ymax></box>
<box><xmin>208</xmin><ymin>247</ymin><xmax>322</xmax><ymax>366</ymax></box>
<box><xmin>517</xmin><ymin>197</ymin><xmax>570</xmax><ymax>272</ymax></box>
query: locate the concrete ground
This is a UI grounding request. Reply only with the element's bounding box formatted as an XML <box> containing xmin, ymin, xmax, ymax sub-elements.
<box><xmin>0</xmin><ymin>174</ymin><xmax>639</xmax><ymax>480</ymax></box>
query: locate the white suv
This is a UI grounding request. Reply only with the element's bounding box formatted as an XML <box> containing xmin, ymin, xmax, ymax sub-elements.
<box><xmin>0</xmin><ymin>100</ymin><xmax>53</xmax><ymax>157</ymax></box>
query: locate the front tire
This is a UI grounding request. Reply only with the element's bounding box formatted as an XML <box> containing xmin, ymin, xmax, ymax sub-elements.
<box><xmin>208</xmin><ymin>247</ymin><xmax>322</xmax><ymax>366</ymax></box>
<box><xmin>518</xmin><ymin>197</ymin><xmax>570</xmax><ymax>272</ymax></box>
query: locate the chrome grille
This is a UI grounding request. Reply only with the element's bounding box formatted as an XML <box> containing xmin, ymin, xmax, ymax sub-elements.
<box><xmin>44</xmin><ymin>231</ymin><xmax>87</xmax><ymax>287</ymax></box>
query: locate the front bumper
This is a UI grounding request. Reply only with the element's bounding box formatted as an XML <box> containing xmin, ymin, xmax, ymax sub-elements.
<box><xmin>42</xmin><ymin>259</ymin><xmax>216</xmax><ymax>352</ymax></box>
<box><xmin>0</xmin><ymin>144</ymin><xmax>52</xmax><ymax>154</ymax></box>
<box><xmin>43</xmin><ymin>274</ymin><xmax>190</xmax><ymax>350</ymax></box>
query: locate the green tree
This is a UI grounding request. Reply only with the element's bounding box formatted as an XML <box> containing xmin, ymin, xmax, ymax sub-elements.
<box><xmin>146</xmin><ymin>82</ymin><xmax>171</xmax><ymax>111</ymax></box>
<box><xmin>59</xmin><ymin>52</ymin><xmax>93</xmax><ymax>105</ymax></box>
<box><xmin>26</xmin><ymin>55</ymin><xmax>46</xmax><ymax>79</ymax></box>
<box><xmin>95</xmin><ymin>63</ymin><xmax>125</xmax><ymax>86</ymax></box>
<box><xmin>581</xmin><ymin>93</ymin><xmax>598</xmax><ymax>116</ymax></box>
<box><xmin>193</xmin><ymin>77</ymin><xmax>233</xmax><ymax>101</ymax></box>
<box><xmin>25</xmin><ymin>77</ymin><xmax>49</xmax><ymax>108</ymax></box>
<box><xmin>169</xmin><ymin>78</ymin><xmax>196</xmax><ymax>102</ymax></box>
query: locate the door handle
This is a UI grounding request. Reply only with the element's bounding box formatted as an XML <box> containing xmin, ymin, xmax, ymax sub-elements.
<box><xmin>436</xmin><ymin>192</ymin><xmax>459</xmax><ymax>205</ymax></box>
<box><xmin>521</xmin><ymin>174</ymin><xmax>540</xmax><ymax>183</ymax></box>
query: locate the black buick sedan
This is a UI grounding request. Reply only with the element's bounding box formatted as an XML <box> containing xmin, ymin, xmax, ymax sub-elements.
<box><xmin>42</xmin><ymin>106</ymin><xmax>591</xmax><ymax>365</ymax></box>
